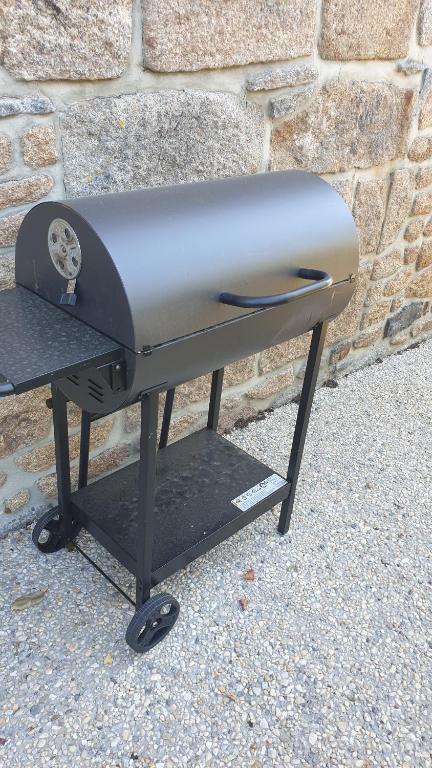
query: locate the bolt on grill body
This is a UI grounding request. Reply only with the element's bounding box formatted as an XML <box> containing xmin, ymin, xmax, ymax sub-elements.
<box><xmin>0</xmin><ymin>170</ymin><xmax>358</xmax><ymax>652</ymax></box>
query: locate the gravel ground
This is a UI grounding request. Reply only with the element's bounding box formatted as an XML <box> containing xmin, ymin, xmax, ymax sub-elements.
<box><xmin>0</xmin><ymin>340</ymin><xmax>431</xmax><ymax>768</ymax></box>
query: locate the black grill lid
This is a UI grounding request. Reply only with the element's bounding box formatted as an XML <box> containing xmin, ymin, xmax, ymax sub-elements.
<box><xmin>0</xmin><ymin>286</ymin><xmax>122</xmax><ymax>395</ymax></box>
<box><xmin>15</xmin><ymin>171</ymin><xmax>358</xmax><ymax>353</ymax></box>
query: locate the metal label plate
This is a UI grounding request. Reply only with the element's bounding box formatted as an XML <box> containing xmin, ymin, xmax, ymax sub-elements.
<box><xmin>231</xmin><ymin>474</ymin><xmax>288</xmax><ymax>512</ymax></box>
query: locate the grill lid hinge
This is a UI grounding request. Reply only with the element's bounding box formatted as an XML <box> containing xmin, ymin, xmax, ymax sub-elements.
<box><xmin>138</xmin><ymin>345</ymin><xmax>153</xmax><ymax>357</ymax></box>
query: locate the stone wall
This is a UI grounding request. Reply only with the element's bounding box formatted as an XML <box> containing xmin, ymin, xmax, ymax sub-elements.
<box><xmin>1</xmin><ymin>0</ymin><xmax>432</xmax><ymax>533</ymax></box>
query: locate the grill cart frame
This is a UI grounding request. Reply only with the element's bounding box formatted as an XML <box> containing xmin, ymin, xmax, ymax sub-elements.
<box><xmin>33</xmin><ymin>320</ymin><xmax>328</xmax><ymax>653</ymax></box>
<box><xmin>0</xmin><ymin>170</ymin><xmax>358</xmax><ymax>653</ymax></box>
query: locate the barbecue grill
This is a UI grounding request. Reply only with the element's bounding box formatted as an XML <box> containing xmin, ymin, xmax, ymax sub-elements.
<box><xmin>0</xmin><ymin>170</ymin><xmax>358</xmax><ymax>652</ymax></box>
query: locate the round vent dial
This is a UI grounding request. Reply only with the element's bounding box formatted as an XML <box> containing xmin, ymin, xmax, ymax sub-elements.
<box><xmin>48</xmin><ymin>219</ymin><xmax>82</xmax><ymax>280</ymax></box>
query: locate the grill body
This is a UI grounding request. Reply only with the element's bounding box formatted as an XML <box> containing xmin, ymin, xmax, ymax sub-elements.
<box><xmin>15</xmin><ymin>171</ymin><xmax>358</xmax><ymax>413</ymax></box>
<box><xmin>2</xmin><ymin>170</ymin><xmax>361</xmax><ymax>653</ymax></box>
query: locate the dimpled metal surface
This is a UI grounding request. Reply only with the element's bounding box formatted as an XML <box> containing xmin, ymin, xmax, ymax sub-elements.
<box><xmin>0</xmin><ymin>286</ymin><xmax>122</xmax><ymax>393</ymax></box>
<box><xmin>73</xmin><ymin>429</ymin><xmax>290</xmax><ymax>578</ymax></box>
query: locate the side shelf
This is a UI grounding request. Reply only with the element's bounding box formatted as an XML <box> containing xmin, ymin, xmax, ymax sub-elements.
<box><xmin>0</xmin><ymin>286</ymin><xmax>122</xmax><ymax>395</ymax></box>
<box><xmin>71</xmin><ymin>429</ymin><xmax>290</xmax><ymax>585</ymax></box>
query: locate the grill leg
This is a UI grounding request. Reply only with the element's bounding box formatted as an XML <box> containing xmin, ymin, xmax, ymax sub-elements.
<box><xmin>278</xmin><ymin>321</ymin><xmax>328</xmax><ymax>535</ymax></box>
<box><xmin>51</xmin><ymin>384</ymin><xmax>73</xmax><ymax>542</ymax></box>
<box><xmin>135</xmin><ymin>390</ymin><xmax>159</xmax><ymax>608</ymax></box>
<box><xmin>78</xmin><ymin>410</ymin><xmax>91</xmax><ymax>489</ymax></box>
<box><xmin>207</xmin><ymin>368</ymin><xmax>224</xmax><ymax>431</ymax></box>
<box><xmin>159</xmin><ymin>388</ymin><xmax>175</xmax><ymax>450</ymax></box>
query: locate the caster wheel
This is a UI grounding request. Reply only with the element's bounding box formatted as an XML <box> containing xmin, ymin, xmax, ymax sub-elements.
<box><xmin>32</xmin><ymin>508</ymin><xmax>80</xmax><ymax>554</ymax></box>
<box><xmin>126</xmin><ymin>593</ymin><xmax>180</xmax><ymax>653</ymax></box>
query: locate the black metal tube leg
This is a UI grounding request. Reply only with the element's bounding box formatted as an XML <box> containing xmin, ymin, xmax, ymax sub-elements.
<box><xmin>207</xmin><ymin>369</ymin><xmax>224</xmax><ymax>431</ymax></box>
<box><xmin>278</xmin><ymin>321</ymin><xmax>328</xmax><ymax>535</ymax></box>
<box><xmin>51</xmin><ymin>384</ymin><xmax>73</xmax><ymax>542</ymax></box>
<box><xmin>135</xmin><ymin>390</ymin><xmax>159</xmax><ymax>608</ymax></box>
<box><xmin>78</xmin><ymin>410</ymin><xmax>91</xmax><ymax>489</ymax></box>
<box><xmin>159</xmin><ymin>388</ymin><xmax>175</xmax><ymax>450</ymax></box>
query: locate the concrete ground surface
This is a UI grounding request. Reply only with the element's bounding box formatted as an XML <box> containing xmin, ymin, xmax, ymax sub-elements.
<box><xmin>0</xmin><ymin>340</ymin><xmax>431</xmax><ymax>768</ymax></box>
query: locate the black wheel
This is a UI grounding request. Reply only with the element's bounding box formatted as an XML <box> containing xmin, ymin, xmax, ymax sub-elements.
<box><xmin>126</xmin><ymin>593</ymin><xmax>180</xmax><ymax>653</ymax></box>
<box><xmin>32</xmin><ymin>508</ymin><xmax>80</xmax><ymax>554</ymax></box>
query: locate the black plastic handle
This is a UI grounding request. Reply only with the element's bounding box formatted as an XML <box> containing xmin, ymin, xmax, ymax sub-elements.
<box><xmin>219</xmin><ymin>268</ymin><xmax>333</xmax><ymax>309</ymax></box>
<box><xmin>0</xmin><ymin>381</ymin><xmax>15</xmax><ymax>397</ymax></box>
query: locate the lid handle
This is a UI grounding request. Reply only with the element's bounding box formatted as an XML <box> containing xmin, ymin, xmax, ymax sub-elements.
<box><xmin>219</xmin><ymin>268</ymin><xmax>333</xmax><ymax>309</ymax></box>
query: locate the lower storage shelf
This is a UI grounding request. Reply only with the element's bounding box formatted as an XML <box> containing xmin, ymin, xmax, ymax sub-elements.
<box><xmin>71</xmin><ymin>428</ymin><xmax>290</xmax><ymax>584</ymax></box>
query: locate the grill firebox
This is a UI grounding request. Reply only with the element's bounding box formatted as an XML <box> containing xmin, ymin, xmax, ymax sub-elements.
<box><xmin>0</xmin><ymin>170</ymin><xmax>358</xmax><ymax>652</ymax></box>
